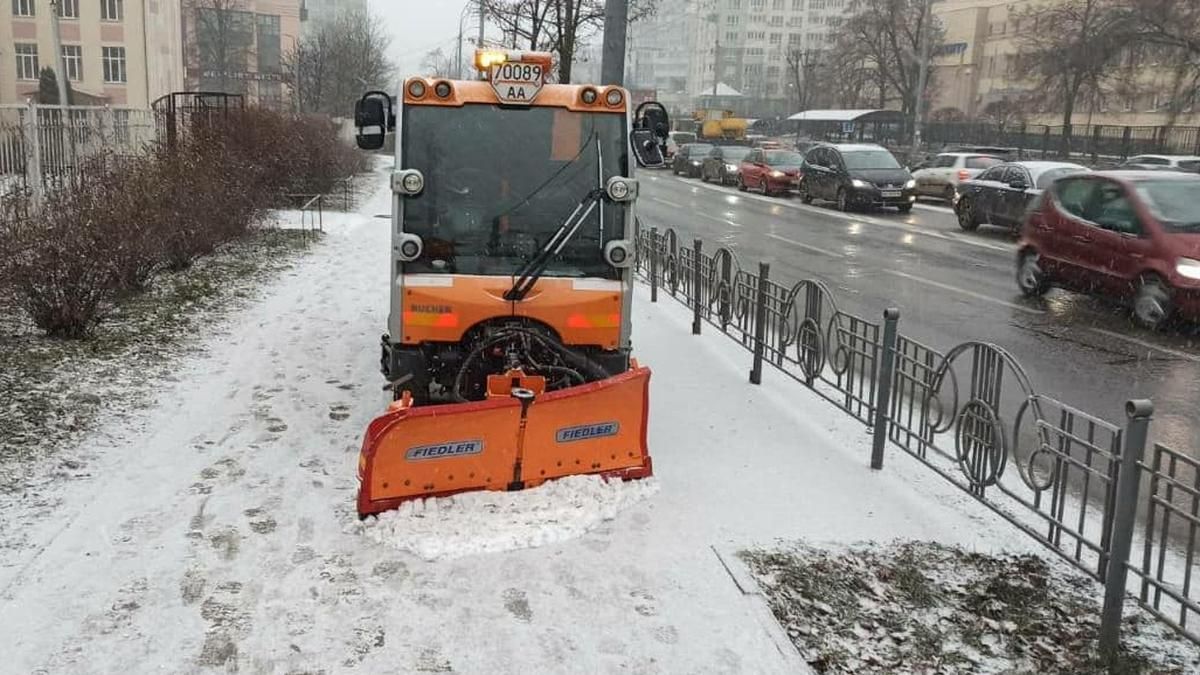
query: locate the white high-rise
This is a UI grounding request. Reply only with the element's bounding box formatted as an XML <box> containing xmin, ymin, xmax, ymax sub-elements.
<box><xmin>630</xmin><ymin>0</ymin><xmax>850</xmax><ymax>115</ymax></box>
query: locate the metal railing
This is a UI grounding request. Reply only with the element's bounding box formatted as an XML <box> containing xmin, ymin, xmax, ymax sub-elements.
<box><xmin>635</xmin><ymin>225</ymin><xmax>1199</xmax><ymax>657</ymax></box>
<box><xmin>282</xmin><ymin>193</ymin><xmax>325</xmax><ymax>244</ymax></box>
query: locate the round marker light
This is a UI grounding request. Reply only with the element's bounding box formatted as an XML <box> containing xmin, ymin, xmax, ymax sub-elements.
<box><xmin>581</xmin><ymin>87</ymin><xmax>599</xmax><ymax>105</ymax></box>
<box><xmin>400</xmin><ymin>240</ymin><xmax>420</xmax><ymax>258</ymax></box>
<box><xmin>408</xmin><ymin>80</ymin><xmax>426</xmax><ymax>98</ymax></box>
<box><xmin>608</xmin><ymin>179</ymin><xmax>630</xmax><ymax>201</ymax></box>
<box><xmin>434</xmin><ymin>81</ymin><xmax>452</xmax><ymax>98</ymax></box>
<box><xmin>605</xmin><ymin>88</ymin><xmax>624</xmax><ymax>107</ymax></box>
<box><xmin>402</xmin><ymin>172</ymin><xmax>424</xmax><ymax>194</ymax></box>
<box><xmin>609</xmin><ymin>246</ymin><xmax>627</xmax><ymax>265</ymax></box>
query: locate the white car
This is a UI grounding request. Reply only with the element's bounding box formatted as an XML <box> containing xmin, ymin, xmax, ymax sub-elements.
<box><xmin>911</xmin><ymin>152</ymin><xmax>1005</xmax><ymax>201</ymax></box>
<box><xmin>1119</xmin><ymin>154</ymin><xmax>1200</xmax><ymax>173</ymax></box>
<box><xmin>665</xmin><ymin>131</ymin><xmax>697</xmax><ymax>159</ymax></box>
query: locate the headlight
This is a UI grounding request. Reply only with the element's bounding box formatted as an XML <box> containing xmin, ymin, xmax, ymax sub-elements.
<box><xmin>605</xmin><ymin>176</ymin><xmax>638</xmax><ymax>202</ymax></box>
<box><xmin>691</xmin><ymin>160</ymin><xmax>701</xmax><ymax>165</ymax></box>
<box><xmin>725</xmin><ymin>163</ymin><xmax>739</xmax><ymax>172</ymax></box>
<box><xmin>770</xmin><ymin>170</ymin><xmax>784</xmax><ymax>178</ymax></box>
<box><xmin>1177</xmin><ymin>258</ymin><xmax>1200</xmax><ymax>280</ymax></box>
<box><xmin>392</xmin><ymin>169</ymin><xmax>425</xmax><ymax>196</ymax></box>
<box><xmin>905</xmin><ymin>179</ymin><xmax>917</xmax><ymax>189</ymax></box>
<box><xmin>851</xmin><ymin>178</ymin><xmax>867</xmax><ymax>188</ymax></box>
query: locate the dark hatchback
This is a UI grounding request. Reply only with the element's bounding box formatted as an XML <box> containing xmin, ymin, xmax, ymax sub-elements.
<box><xmin>799</xmin><ymin>144</ymin><xmax>916</xmax><ymax>212</ymax></box>
<box><xmin>671</xmin><ymin>143</ymin><xmax>713</xmax><ymax>178</ymax></box>
<box><xmin>954</xmin><ymin>161</ymin><xmax>1089</xmax><ymax>233</ymax></box>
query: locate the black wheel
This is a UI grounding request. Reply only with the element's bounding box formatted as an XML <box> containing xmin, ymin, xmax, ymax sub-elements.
<box><xmin>837</xmin><ymin>188</ymin><xmax>851</xmax><ymax>212</ymax></box>
<box><xmin>956</xmin><ymin>198</ymin><xmax>980</xmax><ymax>231</ymax></box>
<box><xmin>1132</xmin><ymin>276</ymin><xmax>1173</xmax><ymax>330</ymax></box>
<box><xmin>897</xmin><ymin>203</ymin><xmax>913</xmax><ymax>213</ymax></box>
<box><xmin>1016</xmin><ymin>250</ymin><xmax>1050</xmax><ymax>298</ymax></box>
<box><xmin>737</xmin><ymin>175</ymin><xmax>747</xmax><ymax>192</ymax></box>
<box><xmin>762</xmin><ymin>179</ymin><xmax>773</xmax><ymax>197</ymax></box>
<box><xmin>943</xmin><ymin>185</ymin><xmax>957</xmax><ymax>202</ymax></box>
<box><xmin>799</xmin><ymin>181</ymin><xmax>813</xmax><ymax>204</ymax></box>
<box><xmin>700</xmin><ymin>169</ymin><xmax>708</xmax><ymax>183</ymax></box>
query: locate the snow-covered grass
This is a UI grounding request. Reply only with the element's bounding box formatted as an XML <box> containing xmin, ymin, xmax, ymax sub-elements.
<box><xmin>361</xmin><ymin>475</ymin><xmax>660</xmax><ymax>561</ymax></box>
<box><xmin>741</xmin><ymin>541</ymin><xmax>1199</xmax><ymax>674</ymax></box>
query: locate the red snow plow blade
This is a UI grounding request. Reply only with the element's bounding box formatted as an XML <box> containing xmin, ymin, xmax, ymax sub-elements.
<box><xmin>356</xmin><ymin>365</ymin><xmax>653</xmax><ymax>517</ymax></box>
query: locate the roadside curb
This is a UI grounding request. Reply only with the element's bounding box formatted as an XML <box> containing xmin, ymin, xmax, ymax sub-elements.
<box><xmin>711</xmin><ymin>545</ymin><xmax>817</xmax><ymax>674</ymax></box>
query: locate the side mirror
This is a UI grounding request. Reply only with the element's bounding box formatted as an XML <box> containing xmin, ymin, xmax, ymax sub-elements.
<box><xmin>354</xmin><ymin>91</ymin><xmax>393</xmax><ymax>151</ymax></box>
<box><xmin>632</xmin><ymin>101</ymin><xmax>671</xmax><ymax>168</ymax></box>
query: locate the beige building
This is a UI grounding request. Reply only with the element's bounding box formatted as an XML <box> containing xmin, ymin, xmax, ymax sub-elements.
<box><xmin>0</xmin><ymin>0</ymin><xmax>183</xmax><ymax>107</ymax></box>
<box><xmin>181</xmin><ymin>0</ymin><xmax>302</xmax><ymax>110</ymax></box>
<box><xmin>931</xmin><ymin>0</ymin><xmax>1200</xmax><ymax>127</ymax></box>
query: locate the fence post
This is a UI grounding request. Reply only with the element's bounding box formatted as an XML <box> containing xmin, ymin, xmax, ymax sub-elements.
<box><xmin>692</xmin><ymin>238</ymin><xmax>703</xmax><ymax>335</ymax></box>
<box><xmin>649</xmin><ymin>226</ymin><xmax>658</xmax><ymax>303</ymax></box>
<box><xmin>750</xmin><ymin>262</ymin><xmax>770</xmax><ymax>385</ymax></box>
<box><xmin>1121</xmin><ymin>127</ymin><xmax>1132</xmax><ymax>161</ymax></box>
<box><xmin>1099</xmin><ymin>399</ymin><xmax>1153</xmax><ymax>663</ymax></box>
<box><xmin>23</xmin><ymin>100</ymin><xmax>43</xmax><ymax>208</ymax></box>
<box><xmin>1041</xmin><ymin>126</ymin><xmax>1050</xmax><ymax>160</ymax></box>
<box><xmin>870</xmin><ymin>308</ymin><xmax>901</xmax><ymax>470</ymax></box>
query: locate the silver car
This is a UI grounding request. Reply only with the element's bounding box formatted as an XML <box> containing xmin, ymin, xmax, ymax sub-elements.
<box><xmin>911</xmin><ymin>152</ymin><xmax>1005</xmax><ymax>201</ymax></box>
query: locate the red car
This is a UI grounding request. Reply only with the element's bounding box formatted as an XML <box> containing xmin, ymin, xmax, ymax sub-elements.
<box><xmin>1016</xmin><ymin>171</ymin><xmax>1200</xmax><ymax>328</ymax></box>
<box><xmin>739</xmin><ymin>148</ymin><xmax>805</xmax><ymax>196</ymax></box>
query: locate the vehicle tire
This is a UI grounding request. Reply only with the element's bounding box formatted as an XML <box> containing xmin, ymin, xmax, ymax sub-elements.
<box><xmin>897</xmin><ymin>203</ymin><xmax>913</xmax><ymax>213</ymax></box>
<box><xmin>1132</xmin><ymin>276</ymin><xmax>1173</xmax><ymax>330</ymax></box>
<box><xmin>738</xmin><ymin>175</ymin><xmax>747</xmax><ymax>192</ymax></box>
<box><xmin>1016</xmin><ymin>250</ymin><xmax>1050</xmax><ymax>298</ymax></box>
<box><xmin>799</xmin><ymin>183</ymin><xmax>813</xmax><ymax>204</ymax></box>
<box><xmin>956</xmin><ymin>198</ymin><xmax>980</xmax><ymax>231</ymax></box>
<box><xmin>700</xmin><ymin>170</ymin><xmax>708</xmax><ymax>183</ymax></box>
<box><xmin>943</xmin><ymin>185</ymin><xmax>957</xmax><ymax>202</ymax></box>
<box><xmin>837</xmin><ymin>188</ymin><xmax>851</xmax><ymax>212</ymax></box>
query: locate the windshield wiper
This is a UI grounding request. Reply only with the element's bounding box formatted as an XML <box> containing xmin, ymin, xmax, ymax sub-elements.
<box><xmin>505</xmin><ymin>188</ymin><xmax>605</xmax><ymax>301</ymax></box>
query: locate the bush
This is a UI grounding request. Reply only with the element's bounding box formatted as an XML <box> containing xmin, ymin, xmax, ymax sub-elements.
<box><xmin>0</xmin><ymin>106</ymin><xmax>364</xmax><ymax>338</ymax></box>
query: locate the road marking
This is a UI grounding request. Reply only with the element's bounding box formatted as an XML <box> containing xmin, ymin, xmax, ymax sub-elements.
<box><xmin>766</xmin><ymin>232</ymin><xmax>845</xmax><ymax>259</ymax></box>
<box><xmin>1085</xmin><ymin>327</ymin><xmax>1200</xmax><ymax>364</ymax></box>
<box><xmin>881</xmin><ymin>269</ymin><xmax>1045</xmax><ymax>314</ymax></box>
<box><xmin>914</xmin><ymin>203</ymin><xmax>954</xmax><ymax>214</ymax></box>
<box><xmin>650</xmin><ymin>196</ymin><xmax>684</xmax><ymax>209</ymax></box>
<box><xmin>658</xmin><ymin>174</ymin><xmax>1013</xmax><ymax>254</ymax></box>
<box><xmin>698</xmin><ymin>212</ymin><xmax>742</xmax><ymax>228</ymax></box>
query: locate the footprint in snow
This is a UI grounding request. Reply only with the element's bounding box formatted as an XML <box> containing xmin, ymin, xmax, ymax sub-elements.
<box><xmin>502</xmin><ymin>588</ymin><xmax>533</xmax><ymax>623</ymax></box>
<box><xmin>329</xmin><ymin>403</ymin><xmax>351</xmax><ymax>421</ymax></box>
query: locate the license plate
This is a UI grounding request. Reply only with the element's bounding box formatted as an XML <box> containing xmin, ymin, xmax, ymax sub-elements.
<box><xmin>881</xmin><ymin>190</ymin><xmax>901</xmax><ymax>198</ymax></box>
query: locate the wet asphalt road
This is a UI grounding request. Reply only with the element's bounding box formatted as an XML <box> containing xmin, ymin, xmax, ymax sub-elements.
<box><xmin>638</xmin><ymin>171</ymin><xmax>1200</xmax><ymax>452</ymax></box>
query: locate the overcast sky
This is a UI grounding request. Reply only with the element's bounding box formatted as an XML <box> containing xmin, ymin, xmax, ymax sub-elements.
<box><xmin>367</xmin><ymin>0</ymin><xmax>485</xmax><ymax>82</ymax></box>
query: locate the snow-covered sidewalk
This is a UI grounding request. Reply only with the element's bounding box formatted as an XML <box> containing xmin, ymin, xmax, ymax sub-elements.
<box><xmin>3</xmin><ymin>165</ymin><xmax>1045</xmax><ymax>674</ymax></box>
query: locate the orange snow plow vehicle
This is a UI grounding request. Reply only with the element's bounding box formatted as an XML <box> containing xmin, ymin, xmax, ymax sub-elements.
<box><xmin>351</xmin><ymin>50</ymin><xmax>670</xmax><ymax>517</ymax></box>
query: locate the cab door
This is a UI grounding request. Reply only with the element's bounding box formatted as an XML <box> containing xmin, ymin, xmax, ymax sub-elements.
<box><xmin>996</xmin><ymin>165</ymin><xmax>1034</xmax><ymax>229</ymax></box>
<box><xmin>1078</xmin><ymin>179</ymin><xmax>1156</xmax><ymax>296</ymax></box>
<box><xmin>743</xmin><ymin>148</ymin><xmax>766</xmax><ymax>188</ymax></box>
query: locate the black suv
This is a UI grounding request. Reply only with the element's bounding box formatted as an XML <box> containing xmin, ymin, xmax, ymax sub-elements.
<box><xmin>671</xmin><ymin>143</ymin><xmax>713</xmax><ymax>178</ymax></box>
<box><xmin>799</xmin><ymin>144</ymin><xmax>916</xmax><ymax>212</ymax></box>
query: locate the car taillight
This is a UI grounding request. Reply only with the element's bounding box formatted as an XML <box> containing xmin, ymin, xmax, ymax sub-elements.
<box><xmin>957</xmin><ymin>169</ymin><xmax>970</xmax><ymax>181</ymax></box>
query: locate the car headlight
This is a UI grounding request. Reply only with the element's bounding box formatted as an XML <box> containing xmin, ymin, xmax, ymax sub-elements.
<box><xmin>1177</xmin><ymin>258</ymin><xmax>1200</xmax><ymax>280</ymax></box>
<box><xmin>851</xmin><ymin>178</ymin><xmax>867</xmax><ymax>188</ymax></box>
<box><xmin>770</xmin><ymin>170</ymin><xmax>784</xmax><ymax>178</ymax></box>
<box><xmin>905</xmin><ymin>179</ymin><xmax>917</xmax><ymax>189</ymax></box>
<box><xmin>605</xmin><ymin>176</ymin><xmax>638</xmax><ymax>202</ymax></box>
<box><xmin>691</xmin><ymin>160</ymin><xmax>701</xmax><ymax>165</ymax></box>
<box><xmin>725</xmin><ymin>163</ymin><xmax>739</xmax><ymax>172</ymax></box>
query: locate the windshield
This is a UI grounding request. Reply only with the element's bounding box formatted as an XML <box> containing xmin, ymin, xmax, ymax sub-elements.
<box><xmin>765</xmin><ymin>150</ymin><xmax>803</xmax><ymax>166</ymax></box>
<box><xmin>723</xmin><ymin>147</ymin><xmax>752</xmax><ymax>161</ymax></box>
<box><xmin>685</xmin><ymin>144</ymin><xmax>712</xmax><ymax>156</ymax></box>
<box><xmin>842</xmin><ymin>150</ymin><xmax>901</xmax><ymax>170</ymax></box>
<box><xmin>402</xmin><ymin>104</ymin><xmax>627</xmax><ymax>278</ymax></box>
<box><xmin>672</xmin><ymin>132</ymin><xmax>696</xmax><ymax>144</ymax></box>
<box><xmin>1136</xmin><ymin>180</ymin><xmax>1200</xmax><ymax>233</ymax></box>
<box><xmin>1035</xmin><ymin>166</ymin><xmax>1088</xmax><ymax>189</ymax></box>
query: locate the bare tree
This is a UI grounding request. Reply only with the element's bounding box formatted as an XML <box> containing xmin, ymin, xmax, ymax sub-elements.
<box><xmin>483</xmin><ymin>0</ymin><xmax>657</xmax><ymax>83</ymax></box>
<box><xmin>421</xmin><ymin>48</ymin><xmax>457</xmax><ymax>78</ymax></box>
<box><xmin>835</xmin><ymin>0</ymin><xmax>943</xmax><ymax>117</ymax></box>
<box><xmin>980</xmin><ymin>98</ymin><xmax>1030</xmax><ymax>126</ymax></box>
<box><xmin>1121</xmin><ymin>1</ymin><xmax>1200</xmax><ymax>127</ymax></box>
<box><xmin>285</xmin><ymin>9</ymin><xmax>395</xmax><ymax>115</ymax></box>
<box><xmin>187</xmin><ymin>0</ymin><xmax>257</xmax><ymax>95</ymax></box>
<box><xmin>1015</xmin><ymin>0</ymin><xmax>1132</xmax><ymax>135</ymax></box>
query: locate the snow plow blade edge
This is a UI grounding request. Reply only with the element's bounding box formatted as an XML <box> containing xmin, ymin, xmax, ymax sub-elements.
<box><xmin>357</xmin><ymin>366</ymin><xmax>653</xmax><ymax>517</ymax></box>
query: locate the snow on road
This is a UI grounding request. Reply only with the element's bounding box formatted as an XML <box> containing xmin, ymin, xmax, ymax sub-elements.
<box><xmin>2</xmin><ymin>163</ymin><xmax>1058</xmax><ymax>674</ymax></box>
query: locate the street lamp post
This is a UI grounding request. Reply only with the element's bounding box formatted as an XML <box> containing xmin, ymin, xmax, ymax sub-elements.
<box><xmin>911</xmin><ymin>0</ymin><xmax>934</xmax><ymax>162</ymax></box>
<box><xmin>456</xmin><ymin>3</ymin><xmax>474</xmax><ymax>80</ymax></box>
<box><xmin>47</xmin><ymin>0</ymin><xmax>70</xmax><ymax>106</ymax></box>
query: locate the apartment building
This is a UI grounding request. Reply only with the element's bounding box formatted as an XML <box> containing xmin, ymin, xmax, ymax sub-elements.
<box><xmin>181</xmin><ymin>0</ymin><xmax>301</xmax><ymax>110</ymax></box>
<box><xmin>630</xmin><ymin>0</ymin><xmax>851</xmax><ymax>115</ymax></box>
<box><xmin>300</xmin><ymin>0</ymin><xmax>363</xmax><ymax>31</ymax></box>
<box><xmin>1</xmin><ymin>0</ymin><xmax>183</xmax><ymax>107</ymax></box>
<box><xmin>931</xmin><ymin>0</ymin><xmax>1200</xmax><ymax>126</ymax></box>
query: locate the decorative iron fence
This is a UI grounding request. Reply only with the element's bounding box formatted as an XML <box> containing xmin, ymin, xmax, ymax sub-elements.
<box><xmin>921</xmin><ymin>122</ymin><xmax>1200</xmax><ymax>164</ymax></box>
<box><xmin>635</xmin><ymin>225</ymin><xmax>1199</xmax><ymax>656</ymax></box>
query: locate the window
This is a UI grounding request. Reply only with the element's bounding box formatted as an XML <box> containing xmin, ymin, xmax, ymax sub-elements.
<box><xmin>767</xmin><ymin>65</ymin><xmax>780</xmax><ymax>79</ymax></box>
<box><xmin>934</xmin><ymin>154</ymin><xmax>958</xmax><ymax>168</ymax></box>
<box><xmin>12</xmin><ymin>0</ymin><xmax>33</xmax><ymax>16</ymax></box>
<box><xmin>769</xmin><ymin>33</ymin><xmax>782</xmax><ymax>45</ymax></box>
<box><xmin>750</xmin><ymin>14</ymin><xmax>765</xmax><ymax>23</ymax></box>
<box><xmin>101</xmin><ymin>0</ymin><xmax>122</xmax><ymax>20</ymax></box>
<box><xmin>773</xmin><ymin>0</ymin><xmax>784</xmax><ymax>7</ymax></box>
<box><xmin>747</xmin><ymin>47</ymin><xmax>764</xmax><ymax>56</ymax></box>
<box><xmin>978</xmin><ymin>165</ymin><xmax>1006</xmax><ymax>182</ymax></box>
<box><xmin>788</xmin><ymin>16</ymin><xmax>802</xmax><ymax>26</ymax></box>
<box><xmin>1001</xmin><ymin>166</ymin><xmax>1029</xmax><ymax>186</ymax></box>
<box><xmin>258</xmin><ymin>81</ymin><xmax>282</xmax><ymax>109</ymax></box>
<box><xmin>769</xmin><ymin>51</ymin><xmax>781</xmax><ymax>61</ymax></box>
<box><xmin>750</xmin><ymin>0</ymin><xmax>764</xmax><ymax>7</ymax></box>
<box><xmin>747</xmin><ymin>31</ymin><xmax>765</xmax><ymax>40</ymax></box>
<box><xmin>965</xmin><ymin>156</ymin><xmax>1003</xmax><ymax>170</ymax></box>
<box><xmin>788</xmin><ymin>33</ymin><xmax>802</xmax><ymax>45</ymax></box>
<box><xmin>14</xmin><ymin>43</ymin><xmax>38</xmax><ymax>80</ymax></box>
<box><xmin>793</xmin><ymin>0</ymin><xmax>804</xmax><ymax>8</ymax></box>
<box><xmin>59</xmin><ymin>0</ymin><xmax>78</xmax><ymax>17</ymax></box>
<box><xmin>810</xmin><ymin>0</ymin><xmax>825</xmax><ymax>8</ymax></box>
<box><xmin>102</xmin><ymin>46</ymin><xmax>126</xmax><ymax>82</ymax></box>
<box><xmin>728</xmin><ymin>0</ymin><xmax>740</xmax><ymax>6</ymax></box>
<box><xmin>256</xmin><ymin>14</ymin><xmax>281</xmax><ymax>73</ymax></box>
<box><xmin>61</xmin><ymin>45</ymin><xmax>82</xmax><ymax>81</ymax></box>
<box><xmin>1086</xmin><ymin>182</ymin><xmax>1140</xmax><ymax>234</ymax></box>
<box><xmin>769</xmin><ymin>15</ymin><xmax>783</xmax><ymax>26</ymax></box>
<box><xmin>1053</xmin><ymin>177</ymin><xmax>1094</xmax><ymax>218</ymax></box>
<box><xmin>725</xmin><ymin>31</ymin><xmax>738</xmax><ymax>42</ymax></box>
<box><xmin>726</xmin><ymin>15</ymin><xmax>739</xmax><ymax>25</ymax></box>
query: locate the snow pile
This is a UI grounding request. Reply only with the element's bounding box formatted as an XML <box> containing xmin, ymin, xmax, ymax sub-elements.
<box><xmin>360</xmin><ymin>475</ymin><xmax>659</xmax><ymax>561</ymax></box>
